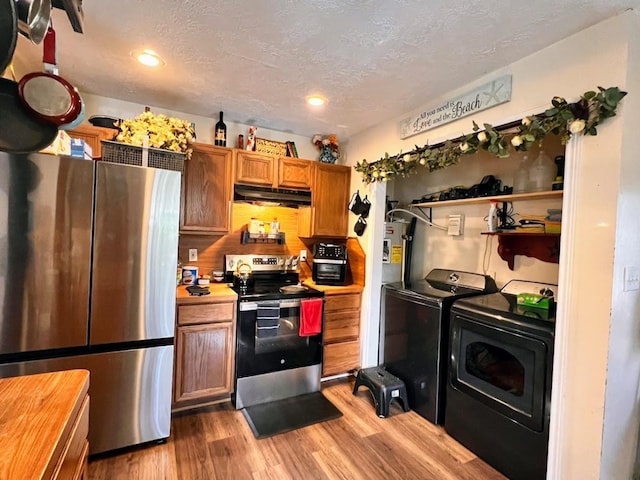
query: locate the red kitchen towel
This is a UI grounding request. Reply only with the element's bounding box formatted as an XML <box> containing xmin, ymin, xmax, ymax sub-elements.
<box><xmin>300</xmin><ymin>298</ymin><xmax>323</xmax><ymax>336</ymax></box>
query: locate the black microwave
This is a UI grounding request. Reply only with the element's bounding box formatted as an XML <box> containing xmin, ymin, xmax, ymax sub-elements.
<box><xmin>312</xmin><ymin>243</ymin><xmax>347</xmax><ymax>285</ymax></box>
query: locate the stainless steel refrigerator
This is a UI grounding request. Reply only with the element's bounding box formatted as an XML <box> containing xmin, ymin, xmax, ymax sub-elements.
<box><xmin>0</xmin><ymin>152</ymin><xmax>180</xmax><ymax>455</ymax></box>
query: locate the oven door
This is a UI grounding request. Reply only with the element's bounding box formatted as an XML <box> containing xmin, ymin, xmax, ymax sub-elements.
<box><xmin>236</xmin><ymin>298</ymin><xmax>323</xmax><ymax>378</ymax></box>
<box><xmin>449</xmin><ymin>312</ymin><xmax>549</xmax><ymax>431</ymax></box>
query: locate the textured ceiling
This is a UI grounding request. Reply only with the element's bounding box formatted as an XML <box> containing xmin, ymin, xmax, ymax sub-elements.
<box><xmin>12</xmin><ymin>1</ymin><xmax>638</xmax><ymax>138</ymax></box>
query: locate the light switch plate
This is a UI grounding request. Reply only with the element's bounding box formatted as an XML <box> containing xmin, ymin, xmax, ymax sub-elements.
<box><xmin>300</xmin><ymin>250</ymin><xmax>307</xmax><ymax>261</ymax></box>
<box><xmin>188</xmin><ymin>249</ymin><xmax>198</xmax><ymax>262</ymax></box>
<box><xmin>447</xmin><ymin>214</ymin><xmax>464</xmax><ymax>236</ymax></box>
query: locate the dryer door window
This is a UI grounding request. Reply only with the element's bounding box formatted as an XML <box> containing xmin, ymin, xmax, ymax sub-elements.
<box><xmin>450</xmin><ymin>313</ymin><xmax>549</xmax><ymax>431</ymax></box>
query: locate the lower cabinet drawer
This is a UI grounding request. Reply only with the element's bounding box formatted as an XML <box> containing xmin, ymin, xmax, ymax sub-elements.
<box><xmin>323</xmin><ymin>341</ymin><xmax>360</xmax><ymax>377</ymax></box>
<box><xmin>324</xmin><ymin>310</ymin><xmax>360</xmax><ymax>342</ymax></box>
<box><xmin>178</xmin><ymin>302</ymin><xmax>235</xmax><ymax>325</ymax></box>
<box><xmin>325</xmin><ymin>294</ymin><xmax>361</xmax><ymax>312</ymax></box>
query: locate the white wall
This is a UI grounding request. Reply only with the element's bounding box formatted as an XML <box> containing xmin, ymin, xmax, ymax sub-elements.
<box><xmin>344</xmin><ymin>10</ymin><xmax>640</xmax><ymax>479</ymax></box>
<box><xmin>600</xmin><ymin>11</ymin><xmax>640</xmax><ymax>480</ymax></box>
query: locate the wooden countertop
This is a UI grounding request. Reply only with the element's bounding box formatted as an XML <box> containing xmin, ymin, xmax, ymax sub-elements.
<box><xmin>0</xmin><ymin>369</ymin><xmax>89</xmax><ymax>480</ymax></box>
<box><xmin>303</xmin><ymin>280</ymin><xmax>364</xmax><ymax>295</ymax></box>
<box><xmin>177</xmin><ymin>283</ymin><xmax>238</xmax><ymax>305</ymax></box>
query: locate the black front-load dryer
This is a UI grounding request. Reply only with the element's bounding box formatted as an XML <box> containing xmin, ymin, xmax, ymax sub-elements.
<box><xmin>380</xmin><ymin>268</ymin><xmax>497</xmax><ymax>425</ymax></box>
<box><xmin>445</xmin><ymin>279</ymin><xmax>557</xmax><ymax>480</ymax></box>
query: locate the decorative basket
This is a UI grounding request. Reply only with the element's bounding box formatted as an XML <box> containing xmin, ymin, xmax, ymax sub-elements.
<box><xmin>100</xmin><ymin>140</ymin><xmax>185</xmax><ymax>172</ymax></box>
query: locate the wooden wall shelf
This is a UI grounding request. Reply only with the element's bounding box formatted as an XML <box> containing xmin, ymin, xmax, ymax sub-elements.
<box><xmin>483</xmin><ymin>232</ymin><xmax>561</xmax><ymax>270</ymax></box>
<box><xmin>412</xmin><ymin>190</ymin><xmax>563</xmax><ymax>209</ymax></box>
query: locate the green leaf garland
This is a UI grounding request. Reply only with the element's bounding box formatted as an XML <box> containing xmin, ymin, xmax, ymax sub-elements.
<box><xmin>354</xmin><ymin>86</ymin><xmax>627</xmax><ymax>184</ymax></box>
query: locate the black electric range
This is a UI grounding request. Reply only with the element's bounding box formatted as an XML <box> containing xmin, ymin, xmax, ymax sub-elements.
<box><xmin>225</xmin><ymin>254</ymin><xmax>325</xmax><ymax>410</ymax></box>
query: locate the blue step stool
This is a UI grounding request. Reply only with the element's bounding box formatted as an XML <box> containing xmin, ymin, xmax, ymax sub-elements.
<box><xmin>353</xmin><ymin>367</ymin><xmax>409</xmax><ymax>418</ymax></box>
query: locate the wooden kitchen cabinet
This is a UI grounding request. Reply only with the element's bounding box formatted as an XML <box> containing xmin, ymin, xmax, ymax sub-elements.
<box><xmin>174</xmin><ymin>300</ymin><xmax>236</xmax><ymax>406</ymax></box>
<box><xmin>322</xmin><ymin>292</ymin><xmax>361</xmax><ymax>377</ymax></box>
<box><xmin>234</xmin><ymin>151</ymin><xmax>312</xmax><ymax>189</ymax></box>
<box><xmin>66</xmin><ymin>123</ymin><xmax>118</xmax><ymax>158</ymax></box>
<box><xmin>278</xmin><ymin>157</ymin><xmax>312</xmax><ymax>189</ymax></box>
<box><xmin>180</xmin><ymin>143</ymin><xmax>233</xmax><ymax>235</ymax></box>
<box><xmin>299</xmin><ymin>163</ymin><xmax>351</xmax><ymax>238</ymax></box>
<box><xmin>234</xmin><ymin>150</ymin><xmax>277</xmax><ymax>186</ymax></box>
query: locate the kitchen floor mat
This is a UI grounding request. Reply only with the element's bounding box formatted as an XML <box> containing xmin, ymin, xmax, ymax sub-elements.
<box><xmin>242</xmin><ymin>391</ymin><xmax>342</xmax><ymax>439</ymax></box>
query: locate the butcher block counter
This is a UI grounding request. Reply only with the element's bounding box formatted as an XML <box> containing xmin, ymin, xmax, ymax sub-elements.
<box><xmin>176</xmin><ymin>283</ymin><xmax>237</xmax><ymax>305</ymax></box>
<box><xmin>0</xmin><ymin>369</ymin><xmax>90</xmax><ymax>480</ymax></box>
<box><xmin>302</xmin><ymin>280</ymin><xmax>364</xmax><ymax>295</ymax></box>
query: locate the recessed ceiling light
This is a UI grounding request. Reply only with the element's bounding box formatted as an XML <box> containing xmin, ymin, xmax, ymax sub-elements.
<box><xmin>132</xmin><ymin>49</ymin><xmax>165</xmax><ymax>67</ymax></box>
<box><xmin>306</xmin><ymin>95</ymin><xmax>327</xmax><ymax>106</ymax></box>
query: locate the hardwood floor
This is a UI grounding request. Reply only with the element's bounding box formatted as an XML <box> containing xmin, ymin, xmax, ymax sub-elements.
<box><xmin>88</xmin><ymin>378</ymin><xmax>507</xmax><ymax>480</ymax></box>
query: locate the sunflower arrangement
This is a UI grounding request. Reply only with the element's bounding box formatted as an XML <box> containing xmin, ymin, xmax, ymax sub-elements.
<box><xmin>117</xmin><ymin>111</ymin><xmax>195</xmax><ymax>158</ymax></box>
<box><xmin>355</xmin><ymin>86</ymin><xmax>627</xmax><ymax>184</ymax></box>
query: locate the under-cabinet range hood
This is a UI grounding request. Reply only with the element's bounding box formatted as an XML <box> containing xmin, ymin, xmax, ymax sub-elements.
<box><xmin>234</xmin><ymin>184</ymin><xmax>311</xmax><ymax>208</ymax></box>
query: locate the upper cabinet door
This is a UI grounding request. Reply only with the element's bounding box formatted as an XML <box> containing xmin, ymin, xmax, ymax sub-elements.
<box><xmin>65</xmin><ymin>124</ymin><xmax>118</xmax><ymax>158</ymax></box>
<box><xmin>310</xmin><ymin>163</ymin><xmax>351</xmax><ymax>238</ymax></box>
<box><xmin>180</xmin><ymin>144</ymin><xmax>232</xmax><ymax>235</ymax></box>
<box><xmin>235</xmin><ymin>151</ymin><xmax>276</xmax><ymax>187</ymax></box>
<box><xmin>278</xmin><ymin>157</ymin><xmax>312</xmax><ymax>190</ymax></box>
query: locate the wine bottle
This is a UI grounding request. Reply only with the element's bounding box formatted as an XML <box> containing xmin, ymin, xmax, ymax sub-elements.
<box><xmin>214</xmin><ymin>111</ymin><xmax>227</xmax><ymax>146</ymax></box>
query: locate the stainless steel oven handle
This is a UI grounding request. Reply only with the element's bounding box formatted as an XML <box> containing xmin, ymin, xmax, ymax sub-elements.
<box><xmin>279</xmin><ymin>299</ymin><xmax>301</xmax><ymax>309</ymax></box>
<box><xmin>239</xmin><ymin>299</ymin><xmax>302</xmax><ymax>311</ymax></box>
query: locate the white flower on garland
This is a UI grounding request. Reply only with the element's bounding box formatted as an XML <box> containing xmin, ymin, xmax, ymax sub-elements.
<box><xmin>569</xmin><ymin>119</ymin><xmax>586</xmax><ymax>134</ymax></box>
<box><xmin>511</xmin><ymin>135</ymin><xmax>523</xmax><ymax>147</ymax></box>
<box><xmin>460</xmin><ymin>142</ymin><xmax>470</xmax><ymax>152</ymax></box>
<box><xmin>477</xmin><ymin>131</ymin><xmax>488</xmax><ymax>143</ymax></box>
<box><xmin>522</xmin><ymin>116</ymin><xmax>532</xmax><ymax>126</ymax></box>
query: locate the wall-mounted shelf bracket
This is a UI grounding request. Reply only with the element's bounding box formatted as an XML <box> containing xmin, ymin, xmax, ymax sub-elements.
<box><xmin>483</xmin><ymin>232</ymin><xmax>561</xmax><ymax>270</ymax></box>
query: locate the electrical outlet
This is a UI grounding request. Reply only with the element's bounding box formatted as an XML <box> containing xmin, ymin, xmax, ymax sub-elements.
<box><xmin>300</xmin><ymin>249</ymin><xmax>307</xmax><ymax>261</ymax></box>
<box><xmin>624</xmin><ymin>266</ymin><xmax>640</xmax><ymax>292</ymax></box>
<box><xmin>447</xmin><ymin>214</ymin><xmax>464</xmax><ymax>236</ymax></box>
<box><xmin>188</xmin><ymin>249</ymin><xmax>198</xmax><ymax>262</ymax></box>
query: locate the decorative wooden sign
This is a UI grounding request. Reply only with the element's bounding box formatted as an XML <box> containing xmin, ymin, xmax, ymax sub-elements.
<box><xmin>399</xmin><ymin>75</ymin><xmax>512</xmax><ymax>139</ymax></box>
<box><xmin>255</xmin><ymin>138</ymin><xmax>288</xmax><ymax>156</ymax></box>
